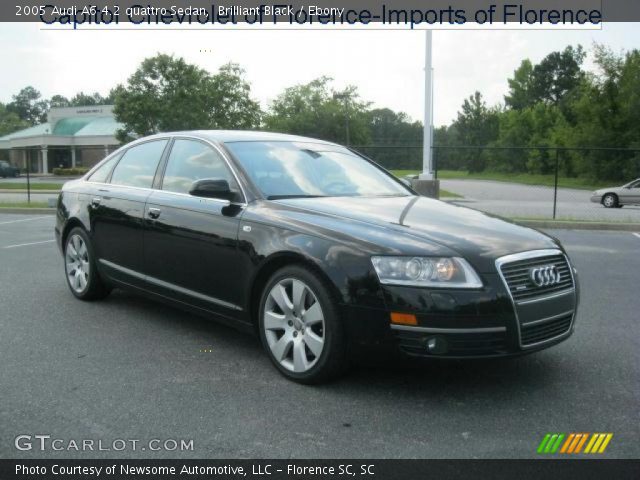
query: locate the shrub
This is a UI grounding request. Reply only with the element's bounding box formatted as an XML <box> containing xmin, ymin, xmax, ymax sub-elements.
<box><xmin>52</xmin><ymin>167</ymin><xmax>90</xmax><ymax>176</ymax></box>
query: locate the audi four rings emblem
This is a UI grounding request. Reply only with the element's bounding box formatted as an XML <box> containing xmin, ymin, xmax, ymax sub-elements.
<box><xmin>530</xmin><ymin>265</ymin><xmax>561</xmax><ymax>287</ymax></box>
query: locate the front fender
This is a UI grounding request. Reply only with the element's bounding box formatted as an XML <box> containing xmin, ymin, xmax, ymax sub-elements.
<box><xmin>237</xmin><ymin>216</ymin><xmax>386</xmax><ymax>311</ymax></box>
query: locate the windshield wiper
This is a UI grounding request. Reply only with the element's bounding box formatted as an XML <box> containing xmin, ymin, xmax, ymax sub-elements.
<box><xmin>266</xmin><ymin>194</ymin><xmax>327</xmax><ymax>200</ymax></box>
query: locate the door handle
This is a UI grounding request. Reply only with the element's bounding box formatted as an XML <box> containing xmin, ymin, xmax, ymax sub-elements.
<box><xmin>91</xmin><ymin>197</ymin><xmax>101</xmax><ymax>207</ymax></box>
<box><xmin>148</xmin><ymin>207</ymin><xmax>161</xmax><ymax>219</ymax></box>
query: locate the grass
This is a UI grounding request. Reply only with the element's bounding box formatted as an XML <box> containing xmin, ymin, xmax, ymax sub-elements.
<box><xmin>391</xmin><ymin>169</ymin><xmax>612</xmax><ymax>191</ymax></box>
<box><xmin>439</xmin><ymin>189</ymin><xmax>462</xmax><ymax>198</ymax></box>
<box><xmin>0</xmin><ymin>182</ymin><xmax>62</xmax><ymax>190</ymax></box>
<box><xmin>390</xmin><ymin>171</ymin><xmax>462</xmax><ymax>198</ymax></box>
<box><xmin>0</xmin><ymin>202</ymin><xmax>50</xmax><ymax>208</ymax></box>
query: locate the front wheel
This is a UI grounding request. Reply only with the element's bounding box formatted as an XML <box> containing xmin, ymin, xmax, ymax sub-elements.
<box><xmin>64</xmin><ymin>227</ymin><xmax>110</xmax><ymax>300</ymax></box>
<box><xmin>602</xmin><ymin>193</ymin><xmax>618</xmax><ymax>208</ymax></box>
<box><xmin>258</xmin><ymin>265</ymin><xmax>348</xmax><ymax>384</ymax></box>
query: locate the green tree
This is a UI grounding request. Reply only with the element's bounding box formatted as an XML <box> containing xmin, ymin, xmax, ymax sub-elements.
<box><xmin>530</xmin><ymin>45</ymin><xmax>586</xmax><ymax>107</ymax></box>
<box><xmin>452</xmin><ymin>91</ymin><xmax>500</xmax><ymax>172</ymax></box>
<box><xmin>70</xmin><ymin>91</ymin><xmax>114</xmax><ymax>106</ymax></box>
<box><xmin>565</xmin><ymin>45</ymin><xmax>640</xmax><ymax>180</ymax></box>
<box><xmin>49</xmin><ymin>95</ymin><xmax>71</xmax><ymax>108</ymax></box>
<box><xmin>209</xmin><ymin>63</ymin><xmax>261</xmax><ymax>129</ymax></box>
<box><xmin>0</xmin><ymin>103</ymin><xmax>29</xmax><ymax>136</ymax></box>
<box><xmin>505</xmin><ymin>59</ymin><xmax>535</xmax><ymax>110</ymax></box>
<box><xmin>7</xmin><ymin>86</ymin><xmax>49</xmax><ymax>125</ymax></box>
<box><xmin>113</xmin><ymin>54</ymin><xmax>261</xmax><ymax>142</ymax></box>
<box><xmin>364</xmin><ymin>108</ymin><xmax>422</xmax><ymax>168</ymax></box>
<box><xmin>264</xmin><ymin>77</ymin><xmax>371</xmax><ymax>145</ymax></box>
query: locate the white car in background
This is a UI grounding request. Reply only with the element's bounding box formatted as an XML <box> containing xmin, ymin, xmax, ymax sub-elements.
<box><xmin>591</xmin><ymin>178</ymin><xmax>640</xmax><ymax>208</ymax></box>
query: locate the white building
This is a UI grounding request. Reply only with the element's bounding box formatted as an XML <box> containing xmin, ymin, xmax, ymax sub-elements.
<box><xmin>0</xmin><ymin>105</ymin><xmax>122</xmax><ymax>174</ymax></box>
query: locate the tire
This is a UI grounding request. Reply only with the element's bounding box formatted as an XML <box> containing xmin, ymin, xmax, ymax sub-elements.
<box><xmin>63</xmin><ymin>227</ymin><xmax>110</xmax><ymax>300</ymax></box>
<box><xmin>602</xmin><ymin>193</ymin><xmax>618</xmax><ymax>208</ymax></box>
<box><xmin>258</xmin><ymin>265</ymin><xmax>348</xmax><ymax>384</ymax></box>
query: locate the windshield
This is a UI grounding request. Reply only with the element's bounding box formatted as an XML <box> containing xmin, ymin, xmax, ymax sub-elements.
<box><xmin>225</xmin><ymin>141</ymin><xmax>410</xmax><ymax>199</ymax></box>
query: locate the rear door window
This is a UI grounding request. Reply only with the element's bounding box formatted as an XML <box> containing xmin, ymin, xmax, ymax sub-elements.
<box><xmin>110</xmin><ymin>140</ymin><xmax>168</xmax><ymax>188</ymax></box>
<box><xmin>88</xmin><ymin>153</ymin><xmax>121</xmax><ymax>183</ymax></box>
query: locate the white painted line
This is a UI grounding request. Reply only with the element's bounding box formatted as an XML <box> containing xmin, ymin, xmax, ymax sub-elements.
<box><xmin>0</xmin><ymin>216</ymin><xmax>50</xmax><ymax>225</ymax></box>
<box><xmin>633</xmin><ymin>233</ymin><xmax>640</xmax><ymax>240</ymax></box>
<box><xmin>3</xmin><ymin>239</ymin><xmax>55</xmax><ymax>249</ymax></box>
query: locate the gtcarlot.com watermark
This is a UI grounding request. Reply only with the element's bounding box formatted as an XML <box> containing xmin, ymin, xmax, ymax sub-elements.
<box><xmin>15</xmin><ymin>434</ymin><xmax>194</xmax><ymax>452</ymax></box>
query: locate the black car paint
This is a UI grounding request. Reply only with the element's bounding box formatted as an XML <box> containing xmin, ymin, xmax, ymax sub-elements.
<box><xmin>55</xmin><ymin>131</ymin><xmax>578</xmax><ymax>358</ymax></box>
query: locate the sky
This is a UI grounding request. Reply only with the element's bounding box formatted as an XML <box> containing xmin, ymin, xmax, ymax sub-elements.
<box><xmin>0</xmin><ymin>23</ymin><xmax>638</xmax><ymax>126</ymax></box>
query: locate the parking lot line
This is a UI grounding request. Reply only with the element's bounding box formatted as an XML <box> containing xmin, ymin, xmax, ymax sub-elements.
<box><xmin>0</xmin><ymin>216</ymin><xmax>51</xmax><ymax>225</ymax></box>
<box><xmin>633</xmin><ymin>233</ymin><xmax>640</xmax><ymax>240</ymax></box>
<box><xmin>3</xmin><ymin>239</ymin><xmax>55</xmax><ymax>249</ymax></box>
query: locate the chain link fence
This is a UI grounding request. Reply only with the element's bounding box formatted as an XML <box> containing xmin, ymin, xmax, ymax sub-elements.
<box><xmin>353</xmin><ymin>145</ymin><xmax>640</xmax><ymax>223</ymax></box>
<box><xmin>2</xmin><ymin>143</ymin><xmax>639</xmax><ymax>224</ymax></box>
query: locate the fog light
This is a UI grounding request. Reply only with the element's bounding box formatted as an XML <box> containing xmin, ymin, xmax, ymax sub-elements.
<box><xmin>390</xmin><ymin>312</ymin><xmax>417</xmax><ymax>326</ymax></box>
<box><xmin>425</xmin><ymin>335</ymin><xmax>448</xmax><ymax>354</ymax></box>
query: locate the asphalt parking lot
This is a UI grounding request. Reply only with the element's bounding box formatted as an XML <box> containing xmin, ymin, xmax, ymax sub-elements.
<box><xmin>441</xmin><ymin>179</ymin><xmax>640</xmax><ymax>222</ymax></box>
<box><xmin>1</xmin><ymin>213</ymin><xmax>638</xmax><ymax>459</ymax></box>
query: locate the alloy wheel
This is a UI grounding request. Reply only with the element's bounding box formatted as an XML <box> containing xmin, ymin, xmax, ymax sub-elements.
<box><xmin>263</xmin><ymin>278</ymin><xmax>325</xmax><ymax>373</ymax></box>
<box><xmin>65</xmin><ymin>234</ymin><xmax>90</xmax><ymax>293</ymax></box>
<box><xmin>603</xmin><ymin>194</ymin><xmax>616</xmax><ymax>208</ymax></box>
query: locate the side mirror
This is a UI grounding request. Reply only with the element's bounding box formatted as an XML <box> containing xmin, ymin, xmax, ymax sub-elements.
<box><xmin>189</xmin><ymin>178</ymin><xmax>235</xmax><ymax>201</ymax></box>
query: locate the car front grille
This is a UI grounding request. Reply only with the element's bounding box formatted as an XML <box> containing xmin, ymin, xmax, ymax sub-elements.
<box><xmin>393</xmin><ymin>329</ymin><xmax>508</xmax><ymax>357</ymax></box>
<box><xmin>500</xmin><ymin>253</ymin><xmax>574</xmax><ymax>302</ymax></box>
<box><xmin>520</xmin><ymin>314</ymin><xmax>573</xmax><ymax>346</ymax></box>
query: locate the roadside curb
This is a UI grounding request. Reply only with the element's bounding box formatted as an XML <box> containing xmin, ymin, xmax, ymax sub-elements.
<box><xmin>515</xmin><ymin>219</ymin><xmax>639</xmax><ymax>232</ymax></box>
<box><xmin>0</xmin><ymin>189</ymin><xmax>60</xmax><ymax>194</ymax></box>
<box><xmin>0</xmin><ymin>208</ymin><xmax>56</xmax><ymax>214</ymax></box>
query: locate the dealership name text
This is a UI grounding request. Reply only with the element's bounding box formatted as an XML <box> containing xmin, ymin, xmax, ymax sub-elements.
<box><xmin>18</xmin><ymin>4</ymin><xmax>603</xmax><ymax>29</ymax></box>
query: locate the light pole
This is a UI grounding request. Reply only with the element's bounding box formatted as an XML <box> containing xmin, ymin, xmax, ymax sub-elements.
<box><xmin>420</xmin><ymin>29</ymin><xmax>434</xmax><ymax>180</ymax></box>
<box><xmin>410</xmin><ymin>29</ymin><xmax>439</xmax><ymax>198</ymax></box>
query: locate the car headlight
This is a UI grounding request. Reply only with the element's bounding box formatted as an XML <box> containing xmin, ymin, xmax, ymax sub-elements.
<box><xmin>371</xmin><ymin>256</ymin><xmax>483</xmax><ymax>288</ymax></box>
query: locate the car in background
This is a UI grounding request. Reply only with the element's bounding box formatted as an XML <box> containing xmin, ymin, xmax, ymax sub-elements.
<box><xmin>55</xmin><ymin>131</ymin><xmax>579</xmax><ymax>384</ymax></box>
<box><xmin>591</xmin><ymin>178</ymin><xmax>640</xmax><ymax>208</ymax></box>
<box><xmin>0</xmin><ymin>160</ymin><xmax>20</xmax><ymax>178</ymax></box>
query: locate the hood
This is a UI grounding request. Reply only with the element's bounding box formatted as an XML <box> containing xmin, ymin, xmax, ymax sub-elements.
<box><xmin>274</xmin><ymin>195</ymin><xmax>559</xmax><ymax>272</ymax></box>
<box><xmin>595</xmin><ymin>186</ymin><xmax>623</xmax><ymax>195</ymax></box>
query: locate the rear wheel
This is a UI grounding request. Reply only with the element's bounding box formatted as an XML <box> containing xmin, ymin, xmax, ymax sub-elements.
<box><xmin>64</xmin><ymin>227</ymin><xmax>110</xmax><ymax>300</ymax></box>
<box><xmin>602</xmin><ymin>193</ymin><xmax>618</xmax><ymax>208</ymax></box>
<box><xmin>258</xmin><ymin>265</ymin><xmax>348</xmax><ymax>384</ymax></box>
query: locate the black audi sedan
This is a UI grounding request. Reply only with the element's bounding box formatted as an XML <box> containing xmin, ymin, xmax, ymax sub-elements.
<box><xmin>55</xmin><ymin>131</ymin><xmax>579</xmax><ymax>383</ymax></box>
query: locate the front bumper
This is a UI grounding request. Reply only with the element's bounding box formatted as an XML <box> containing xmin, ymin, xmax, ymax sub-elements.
<box><xmin>590</xmin><ymin>195</ymin><xmax>602</xmax><ymax>204</ymax></box>
<box><xmin>342</xmin><ymin>267</ymin><xmax>578</xmax><ymax>359</ymax></box>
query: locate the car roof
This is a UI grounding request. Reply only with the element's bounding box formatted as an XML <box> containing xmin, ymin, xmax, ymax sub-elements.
<box><xmin>148</xmin><ymin>130</ymin><xmax>341</xmax><ymax>146</ymax></box>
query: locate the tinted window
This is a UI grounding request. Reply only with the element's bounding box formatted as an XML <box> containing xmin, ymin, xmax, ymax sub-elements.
<box><xmin>88</xmin><ymin>153</ymin><xmax>121</xmax><ymax>183</ymax></box>
<box><xmin>226</xmin><ymin>141</ymin><xmax>408</xmax><ymax>199</ymax></box>
<box><xmin>162</xmin><ymin>139</ymin><xmax>239</xmax><ymax>195</ymax></box>
<box><xmin>110</xmin><ymin>140</ymin><xmax>168</xmax><ymax>188</ymax></box>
